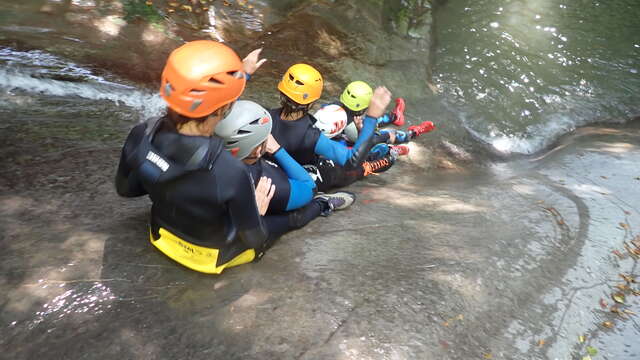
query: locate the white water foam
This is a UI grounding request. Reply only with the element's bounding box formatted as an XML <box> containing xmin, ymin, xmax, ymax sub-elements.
<box><xmin>0</xmin><ymin>48</ymin><xmax>165</xmax><ymax>120</ymax></box>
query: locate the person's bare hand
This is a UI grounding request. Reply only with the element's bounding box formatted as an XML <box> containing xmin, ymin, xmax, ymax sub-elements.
<box><xmin>265</xmin><ymin>134</ymin><xmax>281</xmax><ymax>154</ymax></box>
<box><xmin>366</xmin><ymin>86</ymin><xmax>392</xmax><ymax>118</ymax></box>
<box><xmin>255</xmin><ymin>176</ymin><xmax>275</xmax><ymax>216</ymax></box>
<box><xmin>243</xmin><ymin>48</ymin><xmax>267</xmax><ymax>76</ymax></box>
<box><xmin>354</xmin><ymin>115</ymin><xmax>364</xmax><ymax>131</ymax></box>
<box><xmin>386</xmin><ymin>129</ymin><xmax>397</xmax><ymax>144</ymax></box>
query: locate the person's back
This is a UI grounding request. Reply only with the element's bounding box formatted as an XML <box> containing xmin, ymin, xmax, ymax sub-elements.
<box><xmin>115</xmin><ymin>40</ymin><xmax>272</xmax><ymax>274</ymax></box>
<box><xmin>117</xmin><ymin>118</ymin><xmax>265</xmax><ymax>270</ymax></box>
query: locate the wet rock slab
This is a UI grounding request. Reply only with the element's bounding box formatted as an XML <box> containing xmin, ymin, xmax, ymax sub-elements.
<box><xmin>2</xmin><ymin>111</ymin><xmax>639</xmax><ymax>359</ymax></box>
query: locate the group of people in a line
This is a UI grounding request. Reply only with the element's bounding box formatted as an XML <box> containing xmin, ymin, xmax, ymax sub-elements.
<box><xmin>115</xmin><ymin>40</ymin><xmax>435</xmax><ymax>274</ymax></box>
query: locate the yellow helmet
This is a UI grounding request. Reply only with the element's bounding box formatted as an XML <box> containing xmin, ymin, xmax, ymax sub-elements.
<box><xmin>340</xmin><ymin>81</ymin><xmax>373</xmax><ymax>112</ymax></box>
<box><xmin>278</xmin><ymin>64</ymin><xmax>323</xmax><ymax>105</ymax></box>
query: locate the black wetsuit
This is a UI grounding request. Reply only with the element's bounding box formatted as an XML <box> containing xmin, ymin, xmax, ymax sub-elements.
<box><xmin>116</xmin><ymin>117</ymin><xmax>315</xmax><ymax>271</ymax></box>
<box><xmin>269</xmin><ymin>108</ymin><xmax>378</xmax><ymax>192</ymax></box>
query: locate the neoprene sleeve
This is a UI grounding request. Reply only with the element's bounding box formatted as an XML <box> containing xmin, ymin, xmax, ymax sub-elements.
<box><xmin>272</xmin><ymin>148</ymin><xmax>316</xmax><ymax>211</ymax></box>
<box><xmin>115</xmin><ymin>124</ymin><xmax>148</xmax><ymax>197</ymax></box>
<box><xmin>221</xmin><ymin>163</ymin><xmax>269</xmax><ymax>250</ymax></box>
<box><xmin>313</xmin><ymin>115</ymin><xmax>376</xmax><ymax>167</ymax></box>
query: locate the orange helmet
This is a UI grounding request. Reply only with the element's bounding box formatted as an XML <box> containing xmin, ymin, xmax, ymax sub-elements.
<box><xmin>277</xmin><ymin>64</ymin><xmax>323</xmax><ymax>105</ymax></box>
<box><xmin>160</xmin><ymin>40</ymin><xmax>246</xmax><ymax>118</ymax></box>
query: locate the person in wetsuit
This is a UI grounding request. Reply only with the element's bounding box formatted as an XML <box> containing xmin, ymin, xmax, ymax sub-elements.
<box><xmin>215</xmin><ymin>100</ymin><xmax>356</xmax><ymax>215</ymax></box>
<box><xmin>269</xmin><ymin>64</ymin><xmax>395</xmax><ymax>192</ymax></box>
<box><xmin>337</xmin><ymin>81</ymin><xmax>436</xmax><ymax>160</ymax></box>
<box><xmin>214</xmin><ymin>100</ymin><xmax>355</xmax><ymax>236</ymax></box>
<box><xmin>115</xmin><ymin>40</ymin><xmax>275</xmax><ymax>274</ymax></box>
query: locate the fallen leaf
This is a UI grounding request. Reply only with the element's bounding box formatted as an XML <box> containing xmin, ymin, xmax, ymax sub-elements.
<box><xmin>599</xmin><ymin>298</ymin><xmax>608</xmax><ymax>309</ymax></box>
<box><xmin>620</xmin><ymin>222</ymin><xmax>629</xmax><ymax>230</ymax></box>
<box><xmin>623</xmin><ymin>309</ymin><xmax>637</xmax><ymax>316</ymax></box>
<box><xmin>632</xmin><ymin>289</ymin><xmax>640</xmax><ymax>296</ymax></box>
<box><xmin>615</xmin><ymin>283</ymin><xmax>630</xmax><ymax>291</ymax></box>
<box><xmin>145</xmin><ymin>0</ymin><xmax>153</xmax><ymax>5</ymax></box>
<box><xmin>168</xmin><ymin>2</ymin><xmax>178</xmax><ymax>6</ymax></box>
<box><xmin>624</xmin><ymin>243</ymin><xmax>639</xmax><ymax>259</ymax></box>
<box><xmin>484</xmin><ymin>353</ymin><xmax>493</xmax><ymax>359</ymax></box>
<box><xmin>538</xmin><ymin>339</ymin><xmax>545</xmax><ymax>347</ymax></box>
<box><xmin>587</xmin><ymin>346</ymin><xmax>598</xmax><ymax>356</ymax></box>
<box><xmin>632</xmin><ymin>236</ymin><xmax>640</xmax><ymax>248</ymax></box>
<box><xmin>612</xmin><ymin>250</ymin><xmax>625</xmax><ymax>259</ymax></box>
<box><xmin>611</xmin><ymin>306</ymin><xmax>621</xmax><ymax>313</ymax></box>
<box><xmin>624</xmin><ymin>210</ymin><xmax>631</xmax><ymax>215</ymax></box>
<box><xmin>439</xmin><ymin>340</ymin><xmax>449</xmax><ymax>349</ymax></box>
<box><xmin>613</xmin><ymin>292</ymin><xmax>626</xmax><ymax>304</ymax></box>
<box><xmin>456</xmin><ymin>314</ymin><xmax>464</xmax><ymax>321</ymax></box>
<box><xmin>579</xmin><ymin>335</ymin><xmax>586</xmax><ymax>343</ymax></box>
<box><xmin>167</xmin><ymin>8</ymin><xmax>175</xmax><ymax>13</ymax></box>
<box><xmin>442</xmin><ymin>321</ymin><xmax>449</xmax><ymax>327</ymax></box>
<box><xmin>620</xmin><ymin>274</ymin><xmax>636</xmax><ymax>283</ymax></box>
<box><xmin>181</xmin><ymin>5</ymin><xmax>192</xmax><ymax>11</ymax></box>
<box><xmin>602</xmin><ymin>321</ymin><xmax>614</xmax><ymax>328</ymax></box>
<box><xmin>582</xmin><ymin>356</ymin><xmax>592</xmax><ymax>360</ymax></box>
<box><xmin>601</xmin><ymin>176</ymin><xmax>608</xmax><ymax>179</ymax></box>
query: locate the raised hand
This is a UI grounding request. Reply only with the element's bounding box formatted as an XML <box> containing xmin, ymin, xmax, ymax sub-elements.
<box><xmin>243</xmin><ymin>48</ymin><xmax>267</xmax><ymax>76</ymax></box>
<box><xmin>366</xmin><ymin>86</ymin><xmax>392</xmax><ymax>119</ymax></box>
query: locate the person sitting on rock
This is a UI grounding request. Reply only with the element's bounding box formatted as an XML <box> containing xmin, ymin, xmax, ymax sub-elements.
<box><xmin>215</xmin><ymin>99</ymin><xmax>355</xmax><ymax>230</ymax></box>
<box><xmin>335</xmin><ymin>81</ymin><xmax>436</xmax><ymax>160</ymax></box>
<box><xmin>268</xmin><ymin>64</ymin><xmax>396</xmax><ymax>191</ymax></box>
<box><xmin>116</xmin><ymin>40</ymin><xmax>278</xmax><ymax>274</ymax></box>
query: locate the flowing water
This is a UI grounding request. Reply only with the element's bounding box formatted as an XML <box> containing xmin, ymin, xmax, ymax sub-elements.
<box><xmin>1</xmin><ymin>1</ymin><xmax>640</xmax><ymax>359</ymax></box>
<box><xmin>435</xmin><ymin>0</ymin><xmax>640</xmax><ymax>155</ymax></box>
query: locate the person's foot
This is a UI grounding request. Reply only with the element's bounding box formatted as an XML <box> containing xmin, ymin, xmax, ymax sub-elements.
<box><xmin>389</xmin><ymin>144</ymin><xmax>410</xmax><ymax>157</ymax></box>
<box><xmin>368</xmin><ymin>143</ymin><xmax>390</xmax><ymax>161</ymax></box>
<box><xmin>391</xmin><ymin>98</ymin><xmax>405</xmax><ymax>126</ymax></box>
<box><xmin>314</xmin><ymin>191</ymin><xmax>356</xmax><ymax>216</ymax></box>
<box><xmin>362</xmin><ymin>154</ymin><xmax>396</xmax><ymax>176</ymax></box>
<box><xmin>407</xmin><ymin>120</ymin><xmax>435</xmax><ymax>138</ymax></box>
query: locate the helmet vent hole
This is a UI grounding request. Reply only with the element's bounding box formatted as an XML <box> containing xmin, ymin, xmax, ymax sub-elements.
<box><xmin>249</xmin><ymin>118</ymin><xmax>261</xmax><ymax>125</ymax></box>
<box><xmin>237</xmin><ymin>129</ymin><xmax>252</xmax><ymax>135</ymax></box>
<box><xmin>208</xmin><ymin>77</ymin><xmax>224</xmax><ymax>85</ymax></box>
<box><xmin>289</xmin><ymin>74</ymin><xmax>295</xmax><ymax>81</ymax></box>
<box><xmin>228</xmin><ymin>71</ymin><xmax>244</xmax><ymax>79</ymax></box>
<box><xmin>295</xmin><ymin>80</ymin><xmax>304</xmax><ymax>86</ymax></box>
<box><xmin>227</xmin><ymin>140</ymin><xmax>239</xmax><ymax>145</ymax></box>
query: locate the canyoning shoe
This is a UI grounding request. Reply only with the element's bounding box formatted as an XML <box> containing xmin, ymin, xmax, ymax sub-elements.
<box><xmin>314</xmin><ymin>191</ymin><xmax>356</xmax><ymax>216</ymax></box>
<box><xmin>391</xmin><ymin>98</ymin><xmax>406</xmax><ymax>126</ymax></box>
<box><xmin>362</xmin><ymin>154</ymin><xmax>395</xmax><ymax>176</ymax></box>
<box><xmin>407</xmin><ymin>120</ymin><xmax>435</xmax><ymax>138</ymax></box>
<box><xmin>368</xmin><ymin>143</ymin><xmax>391</xmax><ymax>161</ymax></box>
<box><xmin>389</xmin><ymin>145</ymin><xmax>410</xmax><ymax>157</ymax></box>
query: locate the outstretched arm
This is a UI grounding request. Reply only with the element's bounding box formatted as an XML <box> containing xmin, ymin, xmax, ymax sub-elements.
<box><xmin>266</xmin><ymin>135</ymin><xmax>316</xmax><ymax>211</ymax></box>
<box><xmin>313</xmin><ymin>86</ymin><xmax>392</xmax><ymax>169</ymax></box>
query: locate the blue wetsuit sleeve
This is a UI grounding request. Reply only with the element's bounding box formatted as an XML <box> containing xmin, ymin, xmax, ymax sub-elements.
<box><xmin>313</xmin><ymin>115</ymin><xmax>376</xmax><ymax>166</ymax></box>
<box><xmin>272</xmin><ymin>148</ymin><xmax>316</xmax><ymax>211</ymax></box>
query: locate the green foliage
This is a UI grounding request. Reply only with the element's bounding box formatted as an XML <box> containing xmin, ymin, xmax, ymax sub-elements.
<box><xmin>123</xmin><ymin>0</ymin><xmax>164</xmax><ymax>24</ymax></box>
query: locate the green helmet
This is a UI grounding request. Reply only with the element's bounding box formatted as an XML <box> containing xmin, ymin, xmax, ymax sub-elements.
<box><xmin>215</xmin><ymin>100</ymin><xmax>272</xmax><ymax>160</ymax></box>
<box><xmin>340</xmin><ymin>81</ymin><xmax>373</xmax><ymax>112</ymax></box>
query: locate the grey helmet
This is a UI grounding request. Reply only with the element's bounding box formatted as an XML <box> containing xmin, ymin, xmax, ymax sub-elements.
<box><xmin>214</xmin><ymin>100</ymin><xmax>272</xmax><ymax>160</ymax></box>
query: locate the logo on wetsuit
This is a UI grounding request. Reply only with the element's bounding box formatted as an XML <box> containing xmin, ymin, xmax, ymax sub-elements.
<box><xmin>146</xmin><ymin>151</ymin><xmax>170</xmax><ymax>172</ymax></box>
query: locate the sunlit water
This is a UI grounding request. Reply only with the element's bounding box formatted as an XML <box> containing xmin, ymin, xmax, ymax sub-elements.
<box><xmin>435</xmin><ymin>0</ymin><xmax>640</xmax><ymax>155</ymax></box>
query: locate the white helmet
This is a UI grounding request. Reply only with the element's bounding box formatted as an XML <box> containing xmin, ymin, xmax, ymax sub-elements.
<box><xmin>313</xmin><ymin>104</ymin><xmax>348</xmax><ymax>138</ymax></box>
<box><xmin>215</xmin><ymin>100</ymin><xmax>272</xmax><ymax>160</ymax></box>
<box><xmin>343</xmin><ymin>121</ymin><xmax>359</xmax><ymax>143</ymax></box>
